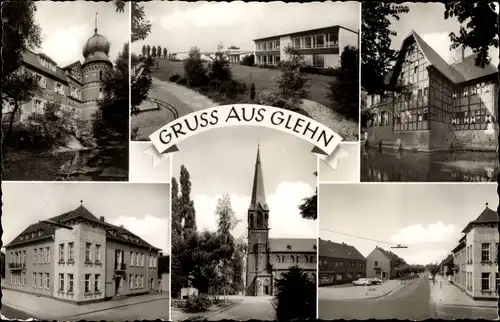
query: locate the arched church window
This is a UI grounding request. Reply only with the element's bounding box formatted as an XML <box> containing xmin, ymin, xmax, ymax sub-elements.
<box><xmin>249</xmin><ymin>214</ymin><xmax>253</xmax><ymax>227</ymax></box>
<box><xmin>276</xmin><ymin>255</ymin><xmax>280</xmax><ymax>263</ymax></box>
<box><xmin>257</xmin><ymin>213</ymin><xmax>263</xmax><ymax>227</ymax></box>
<box><xmin>291</xmin><ymin>255</ymin><xmax>295</xmax><ymax>263</ymax></box>
<box><xmin>304</xmin><ymin>255</ymin><xmax>309</xmax><ymax>263</ymax></box>
<box><xmin>254</xmin><ymin>244</ymin><xmax>259</xmax><ymax>253</ymax></box>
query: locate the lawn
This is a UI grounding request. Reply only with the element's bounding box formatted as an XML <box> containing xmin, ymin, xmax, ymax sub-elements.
<box><xmin>152</xmin><ymin>59</ymin><xmax>335</xmax><ymax>109</ymax></box>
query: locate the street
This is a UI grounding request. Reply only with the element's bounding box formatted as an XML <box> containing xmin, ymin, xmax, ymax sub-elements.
<box><xmin>205</xmin><ymin>296</ymin><xmax>276</xmax><ymax>321</ymax></box>
<box><xmin>1</xmin><ymin>305</ymin><xmax>38</xmax><ymax>320</ymax></box>
<box><xmin>319</xmin><ymin>275</ymin><xmax>498</xmax><ymax>320</ymax></box>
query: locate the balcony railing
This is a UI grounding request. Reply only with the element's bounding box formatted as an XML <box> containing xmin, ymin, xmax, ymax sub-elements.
<box><xmin>114</xmin><ymin>262</ymin><xmax>126</xmax><ymax>271</ymax></box>
<box><xmin>9</xmin><ymin>262</ymin><xmax>26</xmax><ymax>270</ymax></box>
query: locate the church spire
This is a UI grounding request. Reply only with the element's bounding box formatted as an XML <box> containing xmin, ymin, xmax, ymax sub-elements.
<box><xmin>94</xmin><ymin>12</ymin><xmax>98</xmax><ymax>34</ymax></box>
<box><xmin>250</xmin><ymin>144</ymin><xmax>268</xmax><ymax>210</ymax></box>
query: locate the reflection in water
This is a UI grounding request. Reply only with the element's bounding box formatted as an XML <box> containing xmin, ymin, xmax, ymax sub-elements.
<box><xmin>361</xmin><ymin>146</ymin><xmax>499</xmax><ymax>182</ymax></box>
<box><xmin>3</xmin><ymin>147</ymin><xmax>128</xmax><ymax>181</ymax></box>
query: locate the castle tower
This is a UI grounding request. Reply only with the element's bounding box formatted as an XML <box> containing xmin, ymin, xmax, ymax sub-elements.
<box><xmin>245</xmin><ymin>144</ymin><xmax>271</xmax><ymax>296</ymax></box>
<box><xmin>81</xmin><ymin>13</ymin><xmax>112</xmax><ymax>106</ymax></box>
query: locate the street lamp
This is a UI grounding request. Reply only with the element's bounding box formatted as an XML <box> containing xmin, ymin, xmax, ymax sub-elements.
<box><xmin>391</xmin><ymin>244</ymin><xmax>408</xmax><ymax>249</ymax></box>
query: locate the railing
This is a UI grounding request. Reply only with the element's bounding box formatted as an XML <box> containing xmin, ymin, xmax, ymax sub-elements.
<box><xmin>114</xmin><ymin>262</ymin><xmax>127</xmax><ymax>271</ymax></box>
<box><xmin>145</xmin><ymin>97</ymin><xmax>179</xmax><ymax>119</ymax></box>
<box><xmin>9</xmin><ymin>262</ymin><xmax>26</xmax><ymax>269</ymax></box>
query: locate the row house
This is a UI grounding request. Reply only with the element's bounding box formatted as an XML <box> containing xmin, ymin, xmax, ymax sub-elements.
<box><xmin>253</xmin><ymin>25</ymin><xmax>358</xmax><ymax>68</ymax></box>
<box><xmin>451</xmin><ymin>203</ymin><xmax>499</xmax><ymax>301</ymax></box>
<box><xmin>2</xmin><ymin>23</ymin><xmax>112</xmax><ymax>124</ymax></box>
<box><xmin>318</xmin><ymin>238</ymin><xmax>366</xmax><ymax>286</ymax></box>
<box><xmin>365</xmin><ymin>30</ymin><xmax>498</xmax><ymax>152</ymax></box>
<box><xmin>366</xmin><ymin>246</ymin><xmax>406</xmax><ymax>280</ymax></box>
<box><xmin>5</xmin><ymin>203</ymin><xmax>161</xmax><ymax>305</ymax></box>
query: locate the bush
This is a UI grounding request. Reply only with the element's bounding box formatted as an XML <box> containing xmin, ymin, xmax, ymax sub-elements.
<box><xmin>276</xmin><ymin>266</ymin><xmax>316</xmax><ymax>321</ymax></box>
<box><xmin>300</xmin><ymin>65</ymin><xmax>340</xmax><ymax>77</ymax></box>
<box><xmin>169</xmin><ymin>74</ymin><xmax>181</xmax><ymax>82</ymax></box>
<box><xmin>250</xmin><ymin>82</ymin><xmax>256</xmax><ymax>100</ymax></box>
<box><xmin>184</xmin><ymin>294</ymin><xmax>213</xmax><ymax>313</ymax></box>
<box><xmin>183</xmin><ymin>47</ymin><xmax>209</xmax><ymax>87</ymax></box>
<box><xmin>274</xmin><ymin>46</ymin><xmax>309</xmax><ymax>101</ymax></box>
<box><xmin>258</xmin><ymin>90</ymin><xmax>311</xmax><ymax>118</ymax></box>
<box><xmin>208</xmin><ymin>52</ymin><xmax>232</xmax><ymax>84</ymax></box>
<box><xmin>241</xmin><ymin>54</ymin><xmax>255</xmax><ymax>66</ymax></box>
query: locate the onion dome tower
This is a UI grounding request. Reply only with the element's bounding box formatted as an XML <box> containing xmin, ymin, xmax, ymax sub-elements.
<box><xmin>81</xmin><ymin>12</ymin><xmax>112</xmax><ymax>103</ymax></box>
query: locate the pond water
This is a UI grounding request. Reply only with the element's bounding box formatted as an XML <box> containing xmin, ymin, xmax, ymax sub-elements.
<box><xmin>361</xmin><ymin>146</ymin><xmax>498</xmax><ymax>182</ymax></box>
<box><xmin>3</xmin><ymin>146</ymin><xmax>128</xmax><ymax>181</ymax></box>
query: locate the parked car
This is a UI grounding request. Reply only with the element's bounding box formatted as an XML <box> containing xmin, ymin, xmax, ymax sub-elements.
<box><xmin>428</xmin><ymin>275</ymin><xmax>434</xmax><ymax>280</ymax></box>
<box><xmin>353</xmin><ymin>278</ymin><xmax>372</xmax><ymax>286</ymax></box>
<box><xmin>370</xmin><ymin>278</ymin><xmax>383</xmax><ymax>285</ymax></box>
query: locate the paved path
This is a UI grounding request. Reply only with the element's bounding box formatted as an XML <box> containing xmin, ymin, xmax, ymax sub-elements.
<box><xmin>319</xmin><ymin>275</ymin><xmax>436</xmax><ymax>320</ymax></box>
<box><xmin>70</xmin><ymin>298</ymin><xmax>170</xmax><ymax>321</ymax></box>
<box><xmin>431</xmin><ymin>275</ymin><xmax>498</xmax><ymax>308</ymax></box>
<box><xmin>206</xmin><ymin>296</ymin><xmax>276</xmax><ymax>321</ymax></box>
<box><xmin>319</xmin><ymin>279</ymin><xmax>410</xmax><ymax>300</ymax></box>
<box><xmin>132</xmin><ymin>77</ymin><xmax>218</xmax><ymax>141</ymax></box>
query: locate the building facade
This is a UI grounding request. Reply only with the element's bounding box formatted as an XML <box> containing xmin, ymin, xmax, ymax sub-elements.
<box><xmin>5</xmin><ymin>204</ymin><xmax>161</xmax><ymax>304</ymax></box>
<box><xmin>245</xmin><ymin>145</ymin><xmax>317</xmax><ymax>296</ymax></box>
<box><xmin>318</xmin><ymin>238</ymin><xmax>366</xmax><ymax>286</ymax></box>
<box><xmin>365</xmin><ymin>31</ymin><xmax>498</xmax><ymax>152</ymax></box>
<box><xmin>253</xmin><ymin>25</ymin><xmax>358</xmax><ymax>68</ymax></box>
<box><xmin>3</xmin><ymin>22</ymin><xmax>112</xmax><ymax>123</ymax></box>
<box><xmin>450</xmin><ymin>203</ymin><xmax>498</xmax><ymax>301</ymax></box>
<box><xmin>366</xmin><ymin>246</ymin><xmax>406</xmax><ymax>280</ymax></box>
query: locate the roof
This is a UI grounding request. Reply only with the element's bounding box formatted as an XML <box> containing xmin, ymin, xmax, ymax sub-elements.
<box><xmin>270</xmin><ymin>238</ymin><xmax>317</xmax><ymax>253</ymax></box>
<box><xmin>441</xmin><ymin>254</ymin><xmax>454</xmax><ymax>267</ymax></box>
<box><xmin>6</xmin><ymin>205</ymin><xmax>160</xmax><ymax>251</ymax></box>
<box><xmin>462</xmin><ymin>204</ymin><xmax>499</xmax><ymax>233</ymax></box>
<box><xmin>249</xmin><ymin>145</ymin><xmax>268</xmax><ymax>211</ymax></box>
<box><xmin>318</xmin><ymin>238</ymin><xmax>366</xmax><ymax>260</ymax></box>
<box><xmin>390</xmin><ymin>30</ymin><xmax>498</xmax><ymax>86</ymax></box>
<box><xmin>62</xmin><ymin>61</ymin><xmax>81</xmax><ymax>71</ymax></box>
<box><xmin>452</xmin><ymin>239</ymin><xmax>466</xmax><ymax>253</ymax></box>
<box><xmin>253</xmin><ymin>25</ymin><xmax>357</xmax><ymax>42</ymax></box>
<box><xmin>376</xmin><ymin>246</ymin><xmax>406</xmax><ymax>264</ymax></box>
<box><xmin>21</xmin><ymin>50</ymin><xmax>69</xmax><ymax>83</ymax></box>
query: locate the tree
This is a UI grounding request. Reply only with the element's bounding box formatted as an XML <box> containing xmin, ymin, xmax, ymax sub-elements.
<box><xmin>298</xmin><ymin>190</ymin><xmax>317</xmax><ymax>220</ymax></box>
<box><xmin>275</xmin><ymin>266</ymin><xmax>316</xmax><ymax>321</ymax></box>
<box><xmin>142</xmin><ymin>45</ymin><xmax>147</xmax><ymax>56</ymax></box>
<box><xmin>171</xmin><ymin>176</ymin><xmax>185</xmax><ymax>298</ymax></box>
<box><xmin>163</xmin><ymin>48</ymin><xmax>168</xmax><ymax>59</ymax></box>
<box><xmin>208</xmin><ymin>43</ymin><xmax>233</xmax><ymax>86</ymax></box>
<box><xmin>184</xmin><ymin>46</ymin><xmax>208</xmax><ymax>87</ymax></box>
<box><xmin>1</xmin><ymin>0</ymin><xmax>42</xmax><ymax>147</ymax></box>
<box><xmin>361</xmin><ymin>3</ymin><xmax>409</xmax><ymax>95</ymax></box>
<box><xmin>328</xmin><ymin>45</ymin><xmax>359</xmax><ymax>120</ymax></box>
<box><xmin>157</xmin><ymin>46</ymin><xmax>162</xmax><ymax>58</ymax></box>
<box><xmin>180</xmin><ymin>165</ymin><xmax>197</xmax><ymax>239</ymax></box>
<box><xmin>152</xmin><ymin>46</ymin><xmax>157</xmax><ymax>58</ymax></box>
<box><xmin>241</xmin><ymin>54</ymin><xmax>255</xmax><ymax>66</ymax></box>
<box><xmin>444</xmin><ymin>2</ymin><xmax>499</xmax><ymax>68</ymax></box>
<box><xmin>115</xmin><ymin>1</ymin><xmax>152</xmax><ymax>43</ymax></box>
<box><xmin>275</xmin><ymin>45</ymin><xmax>309</xmax><ymax>101</ymax></box>
<box><xmin>231</xmin><ymin>237</ymin><xmax>247</xmax><ymax>294</ymax></box>
<box><xmin>146</xmin><ymin>44</ymin><xmax>151</xmax><ymax>57</ymax></box>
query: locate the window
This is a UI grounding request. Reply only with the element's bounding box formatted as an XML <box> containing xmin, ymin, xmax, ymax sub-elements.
<box><xmin>45</xmin><ymin>247</ymin><xmax>50</xmax><ymax>263</ymax></box>
<box><xmin>482</xmin><ymin>273</ymin><xmax>490</xmax><ymax>290</ymax></box>
<box><xmin>85</xmin><ymin>274</ymin><xmax>91</xmax><ymax>293</ymax></box>
<box><xmin>95</xmin><ymin>244</ymin><xmax>101</xmax><ymax>263</ymax></box>
<box><xmin>140</xmin><ymin>253</ymin><xmax>144</xmax><ymax>267</ymax></box>
<box><xmin>135</xmin><ymin>274</ymin><xmax>139</xmax><ymax>288</ymax></box>
<box><xmin>374</xmin><ymin>261</ymin><xmax>379</xmax><ymax>267</ymax></box>
<box><xmin>99</xmin><ymin>88</ymin><xmax>103</xmax><ymax>99</ymax></box>
<box><xmin>313</xmin><ymin>54</ymin><xmax>325</xmax><ymax>68</ymax></box>
<box><xmin>35</xmin><ymin>74</ymin><xmax>46</xmax><ymax>88</ymax></box>
<box><xmin>140</xmin><ymin>275</ymin><xmax>144</xmax><ymax>288</ymax></box>
<box><xmin>34</xmin><ymin>249</ymin><xmax>38</xmax><ymax>264</ymax></box>
<box><xmin>154</xmin><ymin>256</ymin><xmax>157</xmax><ymax>268</ymax></box>
<box><xmin>293</xmin><ymin>38</ymin><xmax>301</xmax><ymax>49</ymax></box>
<box><xmin>99</xmin><ymin>71</ymin><xmax>103</xmax><ymax>80</ymax></box>
<box><xmin>135</xmin><ymin>252</ymin><xmax>140</xmax><ymax>266</ymax></box>
<box><xmin>39</xmin><ymin>248</ymin><xmax>43</xmax><ymax>263</ymax></box>
<box><xmin>304</xmin><ymin>36</ymin><xmax>312</xmax><ymax>49</ymax></box>
<box><xmin>85</xmin><ymin>243</ymin><xmax>91</xmax><ymax>262</ymax></box>
<box><xmin>22</xmin><ymin>272</ymin><xmax>26</xmax><ymax>286</ymax></box>
<box><xmin>326</xmin><ymin>33</ymin><xmax>337</xmax><ymax>47</ymax></box>
<box><xmin>130</xmin><ymin>275</ymin><xmax>134</xmax><ymax>289</ymax></box>
<box><xmin>45</xmin><ymin>273</ymin><xmax>50</xmax><ymax>289</ymax></box>
<box><xmin>496</xmin><ymin>273</ymin><xmax>499</xmax><ymax>292</ymax></box>
<box><xmin>68</xmin><ymin>242</ymin><xmax>74</xmax><ymax>262</ymax></box>
<box><xmin>94</xmin><ymin>274</ymin><xmax>100</xmax><ymax>292</ymax></box>
<box><xmin>55</xmin><ymin>83</ymin><xmax>63</xmax><ymax>95</ymax></box>
<box><xmin>131</xmin><ymin>252</ymin><xmax>135</xmax><ymax>266</ymax></box>
<box><xmin>33</xmin><ymin>273</ymin><xmax>37</xmax><ymax>288</ymax></box>
<box><xmin>38</xmin><ymin>273</ymin><xmax>43</xmax><ymax>288</ymax></box>
<box><xmin>482</xmin><ymin>243</ymin><xmax>490</xmax><ymax>261</ymax></box>
<box><xmin>59</xmin><ymin>244</ymin><xmax>65</xmax><ymax>262</ymax></box>
<box><xmin>68</xmin><ymin>274</ymin><xmax>74</xmax><ymax>293</ymax></box>
<box><xmin>315</xmin><ymin>34</ymin><xmax>325</xmax><ymax>48</ymax></box>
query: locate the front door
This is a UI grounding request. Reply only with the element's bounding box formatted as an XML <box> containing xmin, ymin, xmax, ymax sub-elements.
<box><xmin>149</xmin><ymin>278</ymin><xmax>154</xmax><ymax>290</ymax></box>
<box><xmin>115</xmin><ymin>277</ymin><xmax>121</xmax><ymax>295</ymax></box>
<box><xmin>382</xmin><ymin>271</ymin><xmax>387</xmax><ymax>279</ymax></box>
<box><xmin>264</xmin><ymin>286</ymin><xmax>269</xmax><ymax>295</ymax></box>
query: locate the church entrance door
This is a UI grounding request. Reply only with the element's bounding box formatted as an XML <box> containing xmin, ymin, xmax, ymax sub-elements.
<box><xmin>263</xmin><ymin>279</ymin><xmax>270</xmax><ymax>295</ymax></box>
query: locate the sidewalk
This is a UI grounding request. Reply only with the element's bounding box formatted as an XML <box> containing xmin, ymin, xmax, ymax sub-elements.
<box><xmin>2</xmin><ymin>288</ymin><xmax>169</xmax><ymax>320</ymax></box>
<box><xmin>430</xmin><ymin>275</ymin><xmax>497</xmax><ymax>308</ymax></box>
<box><xmin>319</xmin><ymin>279</ymin><xmax>412</xmax><ymax>300</ymax></box>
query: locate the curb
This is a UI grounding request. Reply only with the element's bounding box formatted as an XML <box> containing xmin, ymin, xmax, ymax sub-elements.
<box><xmin>437</xmin><ymin>303</ymin><xmax>498</xmax><ymax>309</ymax></box>
<box><xmin>343</xmin><ymin>279</ymin><xmax>416</xmax><ymax>301</ymax></box>
<box><xmin>200</xmin><ymin>301</ymin><xmax>242</xmax><ymax>321</ymax></box>
<box><xmin>269</xmin><ymin>299</ymin><xmax>278</xmax><ymax>311</ymax></box>
<box><xmin>62</xmin><ymin>296</ymin><xmax>170</xmax><ymax>319</ymax></box>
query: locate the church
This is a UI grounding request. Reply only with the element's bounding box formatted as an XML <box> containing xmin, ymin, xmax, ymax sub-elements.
<box><xmin>4</xmin><ymin>15</ymin><xmax>112</xmax><ymax>123</ymax></box>
<box><xmin>245</xmin><ymin>145</ymin><xmax>317</xmax><ymax>296</ymax></box>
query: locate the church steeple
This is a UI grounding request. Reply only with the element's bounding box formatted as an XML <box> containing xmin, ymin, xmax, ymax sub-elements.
<box><xmin>250</xmin><ymin>144</ymin><xmax>268</xmax><ymax>211</ymax></box>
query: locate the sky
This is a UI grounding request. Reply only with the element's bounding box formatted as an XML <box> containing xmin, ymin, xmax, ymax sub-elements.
<box><xmin>33</xmin><ymin>1</ymin><xmax>130</xmax><ymax>67</ymax></box>
<box><xmin>133</xmin><ymin>1</ymin><xmax>360</xmax><ymax>54</ymax></box>
<box><xmin>172</xmin><ymin>126</ymin><xmax>318</xmax><ymax>241</ymax></box>
<box><xmin>130</xmin><ymin>142</ymin><xmax>171</xmax><ymax>183</ymax></box>
<box><xmin>389</xmin><ymin>2</ymin><xmax>499</xmax><ymax>67</ymax></box>
<box><xmin>2</xmin><ymin>183</ymin><xmax>170</xmax><ymax>254</ymax></box>
<box><xmin>319</xmin><ymin>183</ymin><xmax>498</xmax><ymax>265</ymax></box>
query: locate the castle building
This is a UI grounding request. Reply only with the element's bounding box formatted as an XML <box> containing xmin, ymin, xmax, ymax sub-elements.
<box><xmin>3</xmin><ymin>15</ymin><xmax>112</xmax><ymax>123</ymax></box>
<box><xmin>365</xmin><ymin>30</ymin><xmax>498</xmax><ymax>152</ymax></box>
<box><xmin>245</xmin><ymin>145</ymin><xmax>317</xmax><ymax>296</ymax></box>
<box><xmin>5</xmin><ymin>203</ymin><xmax>161</xmax><ymax>304</ymax></box>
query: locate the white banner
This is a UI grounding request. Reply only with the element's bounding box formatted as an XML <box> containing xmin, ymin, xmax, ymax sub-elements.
<box><xmin>145</xmin><ymin>104</ymin><xmax>348</xmax><ymax>169</ymax></box>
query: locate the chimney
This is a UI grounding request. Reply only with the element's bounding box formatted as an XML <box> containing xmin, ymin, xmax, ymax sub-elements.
<box><xmin>342</xmin><ymin>242</ymin><xmax>346</xmax><ymax>246</ymax></box>
<box><xmin>451</xmin><ymin>46</ymin><xmax>466</xmax><ymax>63</ymax></box>
<box><xmin>120</xmin><ymin>225</ymin><xmax>124</xmax><ymax>228</ymax></box>
<box><xmin>99</xmin><ymin>216</ymin><xmax>105</xmax><ymax>222</ymax></box>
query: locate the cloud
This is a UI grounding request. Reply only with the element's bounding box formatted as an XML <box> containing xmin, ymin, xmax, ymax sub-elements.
<box><xmin>40</xmin><ymin>24</ymin><xmax>91</xmax><ymax>66</ymax></box>
<box><xmin>109</xmin><ymin>214</ymin><xmax>170</xmax><ymax>253</ymax></box>
<box><xmin>403</xmin><ymin>248</ymin><xmax>452</xmax><ymax>266</ymax></box>
<box><xmin>390</xmin><ymin>221</ymin><xmax>457</xmax><ymax>245</ymax></box>
<box><xmin>193</xmin><ymin>181</ymin><xmax>317</xmax><ymax>240</ymax></box>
